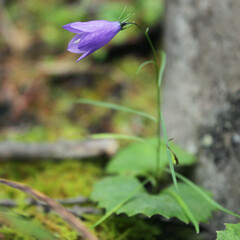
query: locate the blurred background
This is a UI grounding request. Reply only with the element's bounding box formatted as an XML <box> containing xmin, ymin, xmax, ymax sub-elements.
<box><xmin>0</xmin><ymin>0</ymin><xmax>164</xmax><ymax>141</ymax></box>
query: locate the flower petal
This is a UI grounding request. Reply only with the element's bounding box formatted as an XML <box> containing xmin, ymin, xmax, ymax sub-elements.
<box><xmin>77</xmin><ymin>26</ymin><xmax>121</xmax><ymax>52</ymax></box>
<box><xmin>76</xmin><ymin>51</ymin><xmax>92</xmax><ymax>62</ymax></box>
<box><xmin>62</xmin><ymin>20</ymin><xmax>120</xmax><ymax>33</ymax></box>
<box><xmin>67</xmin><ymin>34</ymin><xmax>85</xmax><ymax>54</ymax></box>
<box><xmin>63</xmin><ymin>20</ymin><xmax>122</xmax><ymax>62</ymax></box>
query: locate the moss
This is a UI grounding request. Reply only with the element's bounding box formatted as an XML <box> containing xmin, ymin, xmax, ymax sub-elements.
<box><xmin>0</xmin><ymin>160</ymin><xmax>102</xmax><ymax>198</ymax></box>
<box><xmin>28</xmin><ymin>210</ymin><xmax>79</xmax><ymax>240</ymax></box>
<box><xmin>0</xmin><ymin>160</ymin><xmax>102</xmax><ymax>239</ymax></box>
<box><xmin>0</xmin><ymin>226</ymin><xmax>27</xmax><ymax>240</ymax></box>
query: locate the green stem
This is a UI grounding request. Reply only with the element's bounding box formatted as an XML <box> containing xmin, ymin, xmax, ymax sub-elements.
<box><xmin>126</xmin><ymin>23</ymin><xmax>177</xmax><ymax>191</ymax></box>
<box><xmin>144</xmin><ymin>29</ymin><xmax>161</xmax><ymax>181</ymax></box>
<box><xmin>156</xmin><ymin>83</ymin><xmax>161</xmax><ymax>179</ymax></box>
<box><xmin>165</xmin><ymin>189</ymin><xmax>199</xmax><ymax>233</ymax></box>
<box><xmin>128</xmin><ymin>23</ymin><xmax>161</xmax><ymax>181</ymax></box>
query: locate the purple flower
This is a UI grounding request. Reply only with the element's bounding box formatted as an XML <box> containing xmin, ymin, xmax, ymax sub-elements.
<box><xmin>63</xmin><ymin>20</ymin><xmax>122</xmax><ymax>62</ymax></box>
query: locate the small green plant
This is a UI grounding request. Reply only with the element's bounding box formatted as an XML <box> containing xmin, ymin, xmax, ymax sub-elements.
<box><xmin>62</xmin><ymin>15</ymin><xmax>240</xmax><ymax>238</ymax></box>
<box><xmin>217</xmin><ymin>222</ymin><xmax>240</xmax><ymax>240</ymax></box>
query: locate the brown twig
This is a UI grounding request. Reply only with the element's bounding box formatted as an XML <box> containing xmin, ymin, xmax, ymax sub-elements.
<box><xmin>0</xmin><ymin>197</ymin><xmax>101</xmax><ymax>216</ymax></box>
<box><xmin>0</xmin><ymin>178</ymin><xmax>98</xmax><ymax>240</ymax></box>
<box><xmin>0</xmin><ymin>139</ymin><xmax>118</xmax><ymax>160</ymax></box>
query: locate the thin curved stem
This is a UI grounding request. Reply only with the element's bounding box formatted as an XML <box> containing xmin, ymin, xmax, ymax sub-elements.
<box><xmin>127</xmin><ymin>22</ymin><xmax>161</xmax><ymax>180</ymax></box>
<box><xmin>143</xmin><ymin>29</ymin><xmax>161</xmax><ymax>180</ymax></box>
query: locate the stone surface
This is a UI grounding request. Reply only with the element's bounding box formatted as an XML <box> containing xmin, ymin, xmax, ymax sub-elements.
<box><xmin>163</xmin><ymin>0</ymin><xmax>240</xmax><ymax>237</ymax></box>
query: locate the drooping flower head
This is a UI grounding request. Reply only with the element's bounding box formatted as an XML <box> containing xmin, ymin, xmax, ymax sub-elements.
<box><xmin>63</xmin><ymin>20</ymin><xmax>126</xmax><ymax>62</ymax></box>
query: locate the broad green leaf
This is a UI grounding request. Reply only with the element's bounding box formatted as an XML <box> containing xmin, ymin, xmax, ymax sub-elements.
<box><xmin>75</xmin><ymin>99</ymin><xmax>157</xmax><ymax>122</ymax></box>
<box><xmin>91</xmin><ymin>178</ymin><xmax>148</xmax><ymax>228</ymax></box>
<box><xmin>107</xmin><ymin>138</ymin><xmax>195</xmax><ymax>177</ymax></box>
<box><xmin>91</xmin><ymin>176</ymin><xmax>217</xmax><ymax>230</ymax></box>
<box><xmin>217</xmin><ymin>223</ymin><xmax>240</xmax><ymax>240</ymax></box>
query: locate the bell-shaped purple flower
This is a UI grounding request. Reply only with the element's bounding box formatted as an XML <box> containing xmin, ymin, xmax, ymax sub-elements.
<box><xmin>63</xmin><ymin>20</ymin><xmax>122</xmax><ymax>62</ymax></box>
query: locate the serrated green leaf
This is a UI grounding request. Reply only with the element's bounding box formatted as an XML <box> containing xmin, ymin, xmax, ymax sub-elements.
<box><xmin>75</xmin><ymin>99</ymin><xmax>157</xmax><ymax>122</ymax></box>
<box><xmin>107</xmin><ymin>138</ymin><xmax>195</xmax><ymax>176</ymax></box>
<box><xmin>91</xmin><ymin>178</ymin><xmax>148</xmax><ymax>228</ymax></box>
<box><xmin>91</xmin><ymin>176</ymin><xmax>217</xmax><ymax>229</ymax></box>
<box><xmin>217</xmin><ymin>223</ymin><xmax>240</xmax><ymax>240</ymax></box>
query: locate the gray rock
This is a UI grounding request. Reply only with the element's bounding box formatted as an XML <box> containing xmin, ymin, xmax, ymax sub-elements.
<box><xmin>163</xmin><ymin>0</ymin><xmax>240</xmax><ymax>237</ymax></box>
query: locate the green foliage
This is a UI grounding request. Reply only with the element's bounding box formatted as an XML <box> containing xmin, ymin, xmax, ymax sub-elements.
<box><xmin>160</xmin><ymin>111</ymin><xmax>178</xmax><ymax>191</ymax></box>
<box><xmin>0</xmin><ymin>209</ymin><xmax>80</xmax><ymax>240</ymax></box>
<box><xmin>31</xmin><ymin>211</ymin><xmax>79</xmax><ymax>240</ymax></box>
<box><xmin>75</xmin><ymin>99</ymin><xmax>157</xmax><ymax>122</ymax></box>
<box><xmin>0</xmin><ymin>208</ymin><xmax>57</xmax><ymax>240</ymax></box>
<box><xmin>136</xmin><ymin>60</ymin><xmax>155</xmax><ymax>75</ymax></box>
<box><xmin>136</xmin><ymin>0</ymin><xmax>164</xmax><ymax>25</ymax></box>
<box><xmin>3</xmin><ymin>124</ymin><xmax>84</xmax><ymax>143</ymax></box>
<box><xmin>158</xmin><ymin>52</ymin><xmax>166</xmax><ymax>87</ymax></box>
<box><xmin>92</xmin><ymin>215</ymin><xmax>161</xmax><ymax>240</ymax></box>
<box><xmin>91</xmin><ymin>133</ymin><xmax>146</xmax><ymax>142</ymax></box>
<box><xmin>175</xmin><ymin>172</ymin><xmax>240</xmax><ymax>219</ymax></box>
<box><xmin>0</xmin><ymin>161</ymin><xmax>102</xmax><ymax>198</ymax></box>
<box><xmin>91</xmin><ymin>176</ymin><xmax>217</xmax><ymax>230</ymax></box>
<box><xmin>97</xmin><ymin>2</ymin><xmax>135</xmax><ymax>23</ymax></box>
<box><xmin>217</xmin><ymin>223</ymin><xmax>240</xmax><ymax>240</ymax></box>
<box><xmin>107</xmin><ymin>138</ymin><xmax>196</xmax><ymax>176</ymax></box>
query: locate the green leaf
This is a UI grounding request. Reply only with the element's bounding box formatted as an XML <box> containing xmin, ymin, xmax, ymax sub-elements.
<box><xmin>0</xmin><ymin>208</ymin><xmax>57</xmax><ymax>240</ymax></box>
<box><xmin>91</xmin><ymin>176</ymin><xmax>217</xmax><ymax>230</ymax></box>
<box><xmin>91</xmin><ymin>179</ymin><xmax>149</xmax><ymax>228</ymax></box>
<box><xmin>217</xmin><ymin>223</ymin><xmax>240</xmax><ymax>240</ymax></box>
<box><xmin>165</xmin><ymin>189</ymin><xmax>199</xmax><ymax>233</ymax></box>
<box><xmin>75</xmin><ymin>99</ymin><xmax>157</xmax><ymax>122</ymax></box>
<box><xmin>136</xmin><ymin>60</ymin><xmax>154</xmax><ymax>75</ymax></box>
<box><xmin>158</xmin><ymin>51</ymin><xmax>166</xmax><ymax>87</ymax></box>
<box><xmin>107</xmin><ymin>137</ymin><xmax>195</xmax><ymax>177</ymax></box>
<box><xmin>160</xmin><ymin>111</ymin><xmax>178</xmax><ymax>192</ymax></box>
<box><xmin>91</xmin><ymin>133</ymin><xmax>146</xmax><ymax>143</ymax></box>
<box><xmin>173</xmin><ymin>171</ymin><xmax>240</xmax><ymax>219</ymax></box>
